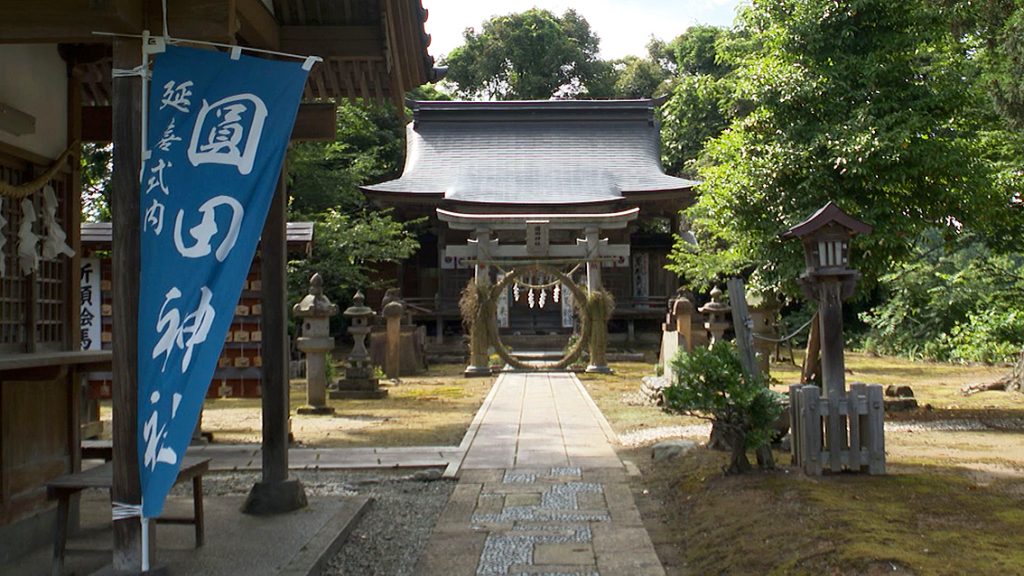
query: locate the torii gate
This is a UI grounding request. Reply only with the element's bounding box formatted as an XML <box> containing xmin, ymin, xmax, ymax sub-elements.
<box><xmin>438</xmin><ymin>207</ymin><xmax>639</xmax><ymax>374</ymax></box>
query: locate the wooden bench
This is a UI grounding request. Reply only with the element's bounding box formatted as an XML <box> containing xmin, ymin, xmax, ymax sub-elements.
<box><xmin>80</xmin><ymin>439</ymin><xmax>114</xmax><ymax>462</ymax></box>
<box><xmin>46</xmin><ymin>456</ymin><xmax>210</xmax><ymax>576</ymax></box>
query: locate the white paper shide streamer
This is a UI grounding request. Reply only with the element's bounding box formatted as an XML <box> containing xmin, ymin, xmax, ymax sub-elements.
<box><xmin>41</xmin><ymin>185</ymin><xmax>74</xmax><ymax>260</ymax></box>
<box><xmin>17</xmin><ymin>198</ymin><xmax>40</xmax><ymax>276</ymax></box>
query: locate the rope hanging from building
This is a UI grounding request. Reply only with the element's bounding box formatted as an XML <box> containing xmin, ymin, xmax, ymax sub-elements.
<box><xmin>0</xmin><ymin>141</ymin><xmax>78</xmax><ymax>200</ymax></box>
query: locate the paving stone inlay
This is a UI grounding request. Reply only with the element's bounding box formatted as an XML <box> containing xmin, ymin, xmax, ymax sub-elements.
<box><xmin>420</xmin><ymin>373</ymin><xmax>665</xmax><ymax>576</ymax></box>
<box><xmin>475</xmin><ymin>468</ymin><xmax>610</xmax><ymax>575</ymax></box>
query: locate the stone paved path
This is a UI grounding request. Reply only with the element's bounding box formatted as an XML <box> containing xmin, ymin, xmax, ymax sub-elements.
<box><xmin>185</xmin><ymin>444</ymin><xmax>460</xmax><ymax>471</ymax></box>
<box><xmin>417</xmin><ymin>372</ymin><xmax>665</xmax><ymax>576</ymax></box>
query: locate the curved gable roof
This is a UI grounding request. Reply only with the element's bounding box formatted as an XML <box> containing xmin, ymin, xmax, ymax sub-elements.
<box><xmin>362</xmin><ymin>99</ymin><xmax>697</xmax><ymax>206</ymax></box>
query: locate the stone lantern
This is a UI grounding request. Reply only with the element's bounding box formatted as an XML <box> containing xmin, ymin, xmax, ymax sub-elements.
<box><xmin>781</xmin><ymin>201</ymin><xmax>872</xmax><ymax>399</ymax></box>
<box><xmin>293</xmin><ymin>273</ymin><xmax>338</xmax><ymax>415</ymax></box>
<box><xmin>698</xmin><ymin>286</ymin><xmax>731</xmax><ymax>346</ymax></box>
<box><xmin>331</xmin><ymin>291</ymin><xmax>387</xmax><ymax>399</ymax></box>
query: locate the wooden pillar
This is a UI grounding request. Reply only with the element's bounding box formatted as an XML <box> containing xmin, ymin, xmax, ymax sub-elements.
<box><xmin>110</xmin><ymin>36</ymin><xmax>148</xmax><ymax>571</ymax></box>
<box><xmin>435</xmin><ymin>223</ymin><xmax>444</xmax><ymax>345</ymax></box>
<box><xmin>818</xmin><ymin>280</ymin><xmax>846</xmax><ymax>400</ymax></box>
<box><xmin>465</xmin><ymin>229</ymin><xmax>491</xmax><ymax>376</ymax></box>
<box><xmin>243</xmin><ymin>164</ymin><xmax>308</xmax><ymax>515</ymax></box>
<box><xmin>583</xmin><ymin>227</ymin><xmax>601</xmax><ymax>292</ymax></box>
<box><xmin>582</xmin><ymin>227</ymin><xmax>611</xmax><ymax>374</ymax></box>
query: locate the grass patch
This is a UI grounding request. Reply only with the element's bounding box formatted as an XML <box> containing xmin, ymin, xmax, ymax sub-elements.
<box><xmin>577</xmin><ymin>361</ymin><xmax>704</xmax><ymax>435</ymax></box>
<box><xmin>99</xmin><ymin>363</ymin><xmax>493</xmax><ymax>448</ymax></box>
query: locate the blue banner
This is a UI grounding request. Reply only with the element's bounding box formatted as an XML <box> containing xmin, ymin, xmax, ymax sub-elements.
<box><xmin>138</xmin><ymin>45</ymin><xmax>310</xmax><ymax>517</ymax></box>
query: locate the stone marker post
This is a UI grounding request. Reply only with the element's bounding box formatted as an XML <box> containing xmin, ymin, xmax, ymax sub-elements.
<box><xmin>673</xmin><ymin>294</ymin><xmax>694</xmax><ymax>352</ymax></box>
<box><xmin>382</xmin><ymin>298</ymin><xmax>405</xmax><ymax>379</ymax></box>
<box><xmin>293</xmin><ymin>273</ymin><xmax>337</xmax><ymax>415</ymax></box>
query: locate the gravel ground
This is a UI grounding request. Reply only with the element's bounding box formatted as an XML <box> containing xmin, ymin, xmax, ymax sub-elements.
<box><xmin>179</xmin><ymin>468</ymin><xmax>454</xmax><ymax>576</ymax></box>
<box><xmin>615</xmin><ymin>417</ymin><xmax>1024</xmax><ymax>448</ymax></box>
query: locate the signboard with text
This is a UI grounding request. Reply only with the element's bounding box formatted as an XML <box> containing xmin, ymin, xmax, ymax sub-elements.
<box><xmin>137</xmin><ymin>45</ymin><xmax>310</xmax><ymax>517</ymax></box>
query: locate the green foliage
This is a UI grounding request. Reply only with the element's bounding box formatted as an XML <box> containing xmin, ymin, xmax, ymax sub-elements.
<box><xmin>660</xmin><ymin>74</ymin><xmax>732</xmax><ymax>178</ymax></box>
<box><xmin>81</xmin><ymin>143</ymin><xmax>112</xmax><ymax>222</ymax></box>
<box><xmin>288</xmin><ymin>102</ymin><xmax>404</xmax><ymax>217</ymax></box>
<box><xmin>286</xmin><ymin>99</ymin><xmax>421</xmax><ymax>319</ymax></box>
<box><xmin>663</xmin><ymin>342</ymin><xmax>784</xmax><ymax>466</ymax></box>
<box><xmin>986</xmin><ymin>3</ymin><xmax>1024</xmax><ymax>128</ymax></box>
<box><xmin>862</xmin><ymin>229</ymin><xmax>1024</xmax><ymax>363</ymax></box>
<box><xmin>658</xmin><ymin>26</ymin><xmax>738</xmax><ymax>178</ymax></box>
<box><xmin>288</xmin><ymin>208</ymin><xmax>419</xmax><ymax>311</ymax></box>
<box><xmin>442</xmin><ymin>8</ymin><xmax>605</xmax><ymax>100</ymax></box>
<box><xmin>610</xmin><ymin>55</ymin><xmax>669</xmax><ymax>99</ymax></box>
<box><xmin>668</xmin><ymin>0</ymin><xmax>1013</xmax><ymax>295</ymax></box>
<box><xmin>669</xmin><ymin>25</ymin><xmax>733</xmax><ymax>77</ymax></box>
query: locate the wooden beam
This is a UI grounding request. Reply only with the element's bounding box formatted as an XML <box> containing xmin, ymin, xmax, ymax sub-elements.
<box><xmin>82</xmin><ymin>103</ymin><xmax>335</xmax><ymax>142</ymax></box>
<box><xmin>290</xmin><ymin>103</ymin><xmax>337</xmax><ymax>141</ymax></box>
<box><xmin>146</xmin><ymin>0</ymin><xmax>234</xmax><ymax>43</ymax></box>
<box><xmin>445</xmin><ymin>244</ymin><xmax>631</xmax><ymax>260</ymax></box>
<box><xmin>0</xmin><ymin>0</ymin><xmax>142</xmax><ymax>43</ymax></box>
<box><xmin>236</xmin><ymin>0</ymin><xmax>281</xmax><ymax>50</ymax></box>
<box><xmin>81</xmin><ymin>106</ymin><xmax>112</xmax><ymax>143</ymax></box>
<box><xmin>279</xmin><ymin>25</ymin><xmax>383</xmax><ymax>58</ymax></box>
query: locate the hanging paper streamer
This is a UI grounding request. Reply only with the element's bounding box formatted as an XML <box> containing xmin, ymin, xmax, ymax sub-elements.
<box><xmin>41</xmin><ymin>185</ymin><xmax>74</xmax><ymax>260</ymax></box>
<box><xmin>538</xmin><ymin>287</ymin><xmax>546</xmax><ymax>309</ymax></box>
<box><xmin>513</xmin><ymin>282</ymin><xmax>520</xmax><ymax>302</ymax></box>
<box><xmin>528</xmin><ymin>288</ymin><xmax>535</xmax><ymax>309</ymax></box>
<box><xmin>137</xmin><ymin>45</ymin><xmax>310</xmax><ymax>518</ymax></box>
<box><xmin>553</xmin><ymin>284</ymin><xmax>560</xmax><ymax>304</ymax></box>
<box><xmin>17</xmin><ymin>198</ymin><xmax>39</xmax><ymax>276</ymax></box>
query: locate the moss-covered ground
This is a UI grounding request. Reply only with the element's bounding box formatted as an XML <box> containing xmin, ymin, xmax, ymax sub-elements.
<box><xmin>588</xmin><ymin>354</ymin><xmax>1024</xmax><ymax>575</ymax></box>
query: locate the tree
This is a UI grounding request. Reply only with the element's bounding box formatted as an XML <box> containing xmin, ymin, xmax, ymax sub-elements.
<box><xmin>288</xmin><ymin>102</ymin><xmax>404</xmax><ymax>216</ymax></box>
<box><xmin>287</xmin><ymin>99</ymin><xmax>421</xmax><ymax>314</ymax></box>
<box><xmin>663</xmin><ymin>342</ymin><xmax>783</xmax><ymax>474</ymax></box>
<box><xmin>442</xmin><ymin>8</ymin><xmax>605</xmax><ymax>100</ymax></box>
<box><xmin>610</xmin><ymin>55</ymin><xmax>669</xmax><ymax>99</ymax></box>
<box><xmin>668</xmin><ymin>0</ymin><xmax>1010</xmax><ymax>295</ymax></box>
<box><xmin>862</xmin><ymin>229</ymin><xmax>1024</xmax><ymax>363</ymax></box>
<box><xmin>659</xmin><ymin>26</ymin><xmax>737</xmax><ymax>178</ymax></box>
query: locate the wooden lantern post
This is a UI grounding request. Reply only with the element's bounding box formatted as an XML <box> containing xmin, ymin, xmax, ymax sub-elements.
<box><xmin>781</xmin><ymin>202</ymin><xmax>872</xmax><ymax>400</ymax></box>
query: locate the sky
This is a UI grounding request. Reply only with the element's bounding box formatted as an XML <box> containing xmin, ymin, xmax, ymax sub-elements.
<box><xmin>422</xmin><ymin>0</ymin><xmax>743</xmax><ymax>61</ymax></box>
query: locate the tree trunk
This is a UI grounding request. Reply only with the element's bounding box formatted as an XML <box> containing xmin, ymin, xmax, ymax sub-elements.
<box><xmin>755</xmin><ymin>444</ymin><xmax>775</xmax><ymax>470</ymax></box>
<box><xmin>722</xmin><ymin>426</ymin><xmax>751</xmax><ymax>475</ymax></box>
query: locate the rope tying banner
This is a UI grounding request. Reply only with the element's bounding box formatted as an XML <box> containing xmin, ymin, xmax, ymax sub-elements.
<box><xmin>112</xmin><ymin>501</ymin><xmax>143</xmax><ymax>521</ymax></box>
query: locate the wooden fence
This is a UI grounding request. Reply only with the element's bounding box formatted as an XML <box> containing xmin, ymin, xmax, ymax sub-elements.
<box><xmin>789</xmin><ymin>383</ymin><xmax>886</xmax><ymax>475</ymax></box>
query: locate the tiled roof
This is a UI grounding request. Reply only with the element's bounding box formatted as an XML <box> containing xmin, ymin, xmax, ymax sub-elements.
<box><xmin>362</xmin><ymin>99</ymin><xmax>697</xmax><ymax>206</ymax></box>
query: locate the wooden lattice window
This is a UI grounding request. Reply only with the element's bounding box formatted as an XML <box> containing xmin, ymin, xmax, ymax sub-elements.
<box><xmin>0</xmin><ymin>189</ymin><xmax>26</xmax><ymax>351</ymax></box>
<box><xmin>0</xmin><ymin>149</ymin><xmax>72</xmax><ymax>354</ymax></box>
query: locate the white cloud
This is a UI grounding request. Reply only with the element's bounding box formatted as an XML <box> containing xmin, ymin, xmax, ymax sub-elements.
<box><xmin>424</xmin><ymin>0</ymin><xmax>741</xmax><ymax>60</ymax></box>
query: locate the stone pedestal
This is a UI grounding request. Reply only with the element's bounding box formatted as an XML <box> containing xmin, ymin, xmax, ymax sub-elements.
<box><xmin>292</xmin><ymin>273</ymin><xmax>337</xmax><ymax>416</ymax></box>
<box><xmin>331</xmin><ymin>291</ymin><xmax>388</xmax><ymax>399</ymax></box>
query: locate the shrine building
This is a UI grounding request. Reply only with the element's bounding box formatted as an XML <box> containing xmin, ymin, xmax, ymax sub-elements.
<box><xmin>362</xmin><ymin>99</ymin><xmax>699</xmax><ymax>347</ymax></box>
